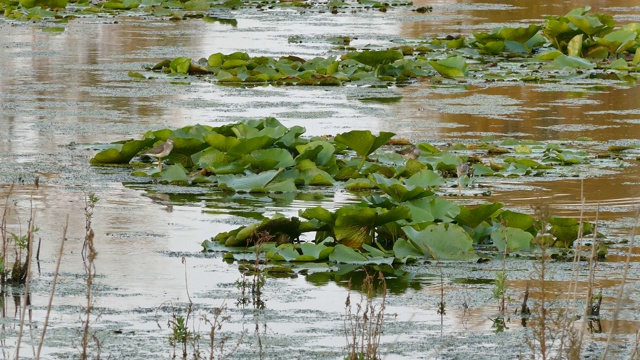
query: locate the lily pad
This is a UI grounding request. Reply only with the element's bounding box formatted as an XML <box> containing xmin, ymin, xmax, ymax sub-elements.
<box><xmin>244</xmin><ymin>148</ymin><xmax>296</xmax><ymax>171</ymax></box>
<box><xmin>159</xmin><ymin>164</ymin><xmax>189</xmax><ymax>184</ymax></box>
<box><xmin>402</xmin><ymin>223</ymin><xmax>477</xmax><ymax>260</ymax></box>
<box><xmin>335</xmin><ymin>130</ymin><xmax>395</xmax><ymax>171</ymax></box>
<box><xmin>429</xmin><ymin>56</ymin><xmax>468</xmax><ymax>78</ymax></box>
<box><xmin>491</xmin><ymin>227</ymin><xmax>534</xmax><ymax>253</ymax></box>
<box><xmin>90</xmin><ymin>138</ymin><xmax>155</xmax><ymax>164</ymax></box>
<box><xmin>349</xmin><ymin>49</ymin><xmax>403</xmax><ymax>68</ymax></box>
<box><xmin>455</xmin><ymin>202</ymin><xmax>504</xmax><ymax>230</ymax></box>
<box><xmin>218</xmin><ymin>169</ymin><xmax>286</xmax><ymax>193</ymax></box>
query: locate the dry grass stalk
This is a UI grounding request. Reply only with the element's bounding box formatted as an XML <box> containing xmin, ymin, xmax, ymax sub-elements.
<box><xmin>344</xmin><ymin>270</ymin><xmax>387</xmax><ymax>360</ymax></box>
<box><xmin>530</xmin><ymin>204</ymin><xmax>551</xmax><ymax>359</ymax></box>
<box><xmin>0</xmin><ymin>185</ymin><xmax>12</xmax><ymax>285</ymax></box>
<box><xmin>36</xmin><ymin>215</ymin><xmax>69</xmax><ymax>359</ymax></box>
<box><xmin>630</xmin><ymin>328</ymin><xmax>640</xmax><ymax>359</ymax></box>
<box><xmin>81</xmin><ymin>193</ymin><xmax>100</xmax><ymax>360</ymax></box>
<box><xmin>602</xmin><ymin>209</ymin><xmax>639</xmax><ymax>359</ymax></box>
<box><xmin>202</xmin><ymin>301</ymin><xmax>243</xmax><ymax>360</ymax></box>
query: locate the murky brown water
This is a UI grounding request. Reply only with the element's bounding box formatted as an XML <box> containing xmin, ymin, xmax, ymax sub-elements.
<box><xmin>1</xmin><ymin>0</ymin><xmax>639</xmax><ymax>358</ymax></box>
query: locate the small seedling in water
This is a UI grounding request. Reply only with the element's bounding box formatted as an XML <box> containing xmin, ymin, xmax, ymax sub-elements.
<box><xmin>493</xmin><ymin>272</ymin><xmax>509</xmax><ymax>311</ymax></box>
<box><xmin>168</xmin><ymin>314</ymin><xmax>200</xmax><ymax>357</ymax></box>
<box><xmin>490</xmin><ymin>316</ymin><xmax>509</xmax><ymax>333</ymax></box>
<box><xmin>11</xmin><ymin>233</ymin><xmax>28</xmax><ymax>249</ymax></box>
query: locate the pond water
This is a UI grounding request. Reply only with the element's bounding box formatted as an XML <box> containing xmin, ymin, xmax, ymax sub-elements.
<box><xmin>0</xmin><ymin>0</ymin><xmax>639</xmax><ymax>358</ymax></box>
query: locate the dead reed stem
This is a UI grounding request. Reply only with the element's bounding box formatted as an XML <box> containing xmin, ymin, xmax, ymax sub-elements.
<box><xmin>602</xmin><ymin>209</ymin><xmax>639</xmax><ymax>359</ymax></box>
<box><xmin>81</xmin><ymin>194</ymin><xmax>98</xmax><ymax>360</ymax></box>
<box><xmin>1</xmin><ymin>184</ymin><xmax>14</xmax><ymax>286</ymax></box>
<box><xmin>36</xmin><ymin>215</ymin><xmax>68</xmax><ymax>359</ymax></box>
<box><xmin>577</xmin><ymin>205</ymin><xmax>601</xmax><ymax>354</ymax></box>
<box><xmin>15</xmin><ymin>203</ymin><xmax>36</xmax><ymax>358</ymax></box>
<box><xmin>344</xmin><ymin>270</ymin><xmax>386</xmax><ymax>360</ymax></box>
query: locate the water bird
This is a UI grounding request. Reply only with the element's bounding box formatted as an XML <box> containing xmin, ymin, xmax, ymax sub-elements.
<box><xmin>456</xmin><ymin>162</ymin><xmax>470</xmax><ymax>196</ymax></box>
<box><xmin>142</xmin><ymin>139</ymin><xmax>174</xmax><ymax>172</ymax></box>
<box><xmin>396</xmin><ymin>145</ymin><xmax>421</xmax><ymax>160</ymax></box>
<box><xmin>456</xmin><ymin>162</ymin><xmax>469</xmax><ymax>179</ymax></box>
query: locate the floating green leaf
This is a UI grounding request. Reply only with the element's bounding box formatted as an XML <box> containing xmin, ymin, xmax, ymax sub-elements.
<box><xmin>244</xmin><ymin>148</ymin><xmax>296</xmax><ymax>171</ymax></box>
<box><xmin>334</xmin><ymin>206</ymin><xmax>409</xmax><ymax>248</ymax></box>
<box><xmin>296</xmin><ymin>140</ymin><xmax>335</xmax><ymax>167</ymax></box>
<box><xmin>335</xmin><ymin>130</ymin><xmax>395</xmax><ymax>171</ymax></box>
<box><xmin>491</xmin><ymin>227</ymin><xmax>534</xmax><ymax>253</ymax></box>
<box><xmin>90</xmin><ymin>138</ymin><xmax>155</xmax><ymax>164</ymax></box>
<box><xmin>404</xmin><ymin>168</ymin><xmax>445</xmax><ymax>188</ymax></box>
<box><xmin>19</xmin><ymin>0</ymin><xmax>68</xmax><ymax>8</ymax></box>
<box><xmin>297</xmin><ymin>160</ymin><xmax>335</xmax><ymax>186</ymax></box>
<box><xmin>633</xmin><ymin>48</ymin><xmax>640</xmax><ymax>65</ymax></box>
<box><xmin>549</xmin><ymin>216</ymin><xmax>592</xmax><ymax>247</ymax></box>
<box><xmin>429</xmin><ymin>56</ymin><xmax>468</xmax><ymax>78</ymax></box>
<box><xmin>328</xmin><ymin>244</ymin><xmax>393</xmax><ymax>265</ymax></box>
<box><xmin>455</xmin><ymin>202</ymin><xmax>504</xmax><ymax>230</ymax></box>
<box><xmin>499</xmin><ymin>25</ymin><xmax>542</xmax><ymax>45</ymax></box>
<box><xmin>496</xmin><ymin>210</ymin><xmax>534</xmax><ymax>231</ymax></box>
<box><xmin>597</xmin><ymin>29</ymin><xmax>637</xmax><ymax>54</ymax></box>
<box><xmin>567</xmin><ymin>34</ymin><xmax>583</xmax><ymax>57</ymax></box>
<box><xmin>300</xmin><ymin>243</ymin><xmax>333</xmax><ymax>260</ymax></box>
<box><xmin>183</xmin><ymin>0</ymin><xmax>208</xmax><ymax>10</ymax></box>
<box><xmin>369</xmin><ymin>173</ymin><xmax>430</xmax><ymax>203</ymax></box>
<box><xmin>566</xmin><ymin>13</ymin><xmax>612</xmax><ymax>37</ymax></box>
<box><xmin>159</xmin><ymin>164</ymin><xmax>189</xmax><ymax>184</ymax></box>
<box><xmin>411</xmin><ymin>197</ymin><xmax>460</xmax><ymax>223</ymax></box>
<box><xmin>402</xmin><ymin>223</ymin><xmax>476</xmax><ymax>260</ymax></box>
<box><xmin>551</xmin><ymin>54</ymin><xmax>595</xmax><ymax>69</ymax></box>
<box><xmin>218</xmin><ymin>169</ymin><xmax>284</xmax><ymax>193</ymax></box>
<box><xmin>329</xmin><ymin>244</ymin><xmax>370</xmax><ymax>264</ymax></box>
<box><xmin>350</xmin><ymin>49</ymin><xmax>403</xmax><ymax>68</ymax></box>
<box><xmin>170</xmin><ymin>57</ymin><xmax>192</xmax><ymax>74</ymax></box>
<box><xmin>392</xmin><ymin>239</ymin><xmax>423</xmax><ymax>261</ymax></box>
<box><xmin>268</xmin><ymin>244</ymin><xmax>305</xmax><ymax>262</ymax></box>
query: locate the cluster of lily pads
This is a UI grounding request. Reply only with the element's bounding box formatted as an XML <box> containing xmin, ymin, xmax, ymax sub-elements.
<box><xmin>203</xmin><ymin>199</ymin><xmax>595</xmax><ymax>265</ymax></box>
<box><xmin>0</xmin><ymin>0</ymin><xmax>418</xmax><ymax>22</ymax></box>
<box><xmin>88</xmin><ymin>118</ymin><xmax>630</xmax><ymax>262</ymax></box>
<box><xmin>138</xmin><ymin>7</ymin><xmax>640</xmax><ymax>85</ymax></box>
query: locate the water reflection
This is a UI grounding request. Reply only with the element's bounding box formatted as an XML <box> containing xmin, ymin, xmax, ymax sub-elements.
<box><xmin>304</xmin><ymin>264</ymin><xmax>423</xmax><ymax>294</ymax></box>
<box><xmin>389</xmin><ymin>84</ymin><xmax>640</xmax><ymax>142</ymax></box>
<box><xmin>404</xmin><ymin>0</ymin><xmax>640</xmax><ymax>35</ymax></box>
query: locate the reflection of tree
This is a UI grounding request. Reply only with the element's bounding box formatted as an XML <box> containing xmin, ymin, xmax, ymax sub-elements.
<box><xmin>392</xmin><ymin>84</ymin><xmax>640</xmax><ymax>142</ymax></box>
<box><xmin>393</xmin><ymin>1</ymin><xmax>640</xmax><ymax>150</ymax></box>
<box><xmin>402</xmin><ymin>0</ymin><xmax>638</xmax><ymax>39</ymax></box>
<box><xmin>305</xmin><ymin>264</ymin><xmax>422</xmax><ymax>294</ymax></box>
<box><xmin>0</xmin><ymin>18</ymin><xmax>191</xmax><ymax>147</ymax></box>
<box><xmin>235</xmin><ymin>234</ymin><xmax>270</xmax><ymax>310</ymax></box>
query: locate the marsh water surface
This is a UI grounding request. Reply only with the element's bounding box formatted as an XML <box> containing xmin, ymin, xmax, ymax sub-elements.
<box><xmin>1</xmin><ymin>0</ymin><xmax>639</xmax><ymax>358</ymax></box>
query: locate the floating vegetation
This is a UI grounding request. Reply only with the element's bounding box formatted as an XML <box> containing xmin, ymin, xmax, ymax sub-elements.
<box><xmin>90</xmin><ymin>118</ymin><xmax>635</xmax><ymax>186</ymax></box>
<box><xmin>203</xmin><ymin>185</ymin><xmax>599</xmax><ymax>263</ymax></box>
<box><xmin>132</xmin><ymin>7</ymin><xmax>640</xmax><ymax>86</ymax></box>
<box><xmin>0</xmin><ymin>0</ymin><xmax>418</xmax><ymax>22</ymax></box>
<box><xmin>88</xmin><ymin>118</ymin><xmax>637</xmax><ymax>262</ymax></box>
